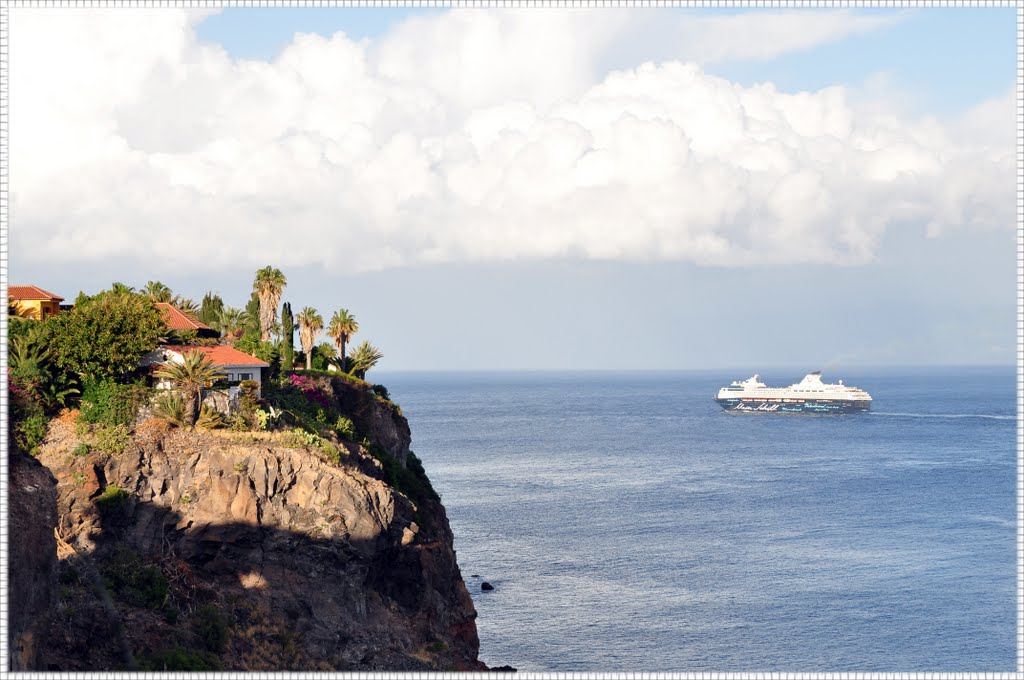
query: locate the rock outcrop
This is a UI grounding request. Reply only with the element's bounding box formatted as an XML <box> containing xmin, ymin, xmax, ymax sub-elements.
<box><xmin>29</xmin><ymin>389</ymin><xmax>482</xmax><ymax>671</ymax></box>
<box><xmin>329</xmin><ymin>376</ymin><xmax>411</xmax><ymax>466</ymax></box>
<box><xmin>8</xmin><ymin>453</ymin><xmax>58</xmax><ymax>670</ymax></box>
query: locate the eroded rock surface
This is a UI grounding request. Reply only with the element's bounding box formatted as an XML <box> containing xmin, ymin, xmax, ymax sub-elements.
<box><xmin>33</xmin><ymin>406</ymin><xmax>481</xmax><ymax>671</ymax></box>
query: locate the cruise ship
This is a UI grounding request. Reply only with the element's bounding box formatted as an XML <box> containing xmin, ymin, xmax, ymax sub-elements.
<box><xmin>714</xmin><ymin>371</ymin><xmax>872</xmax><ymax>414</ymax></box>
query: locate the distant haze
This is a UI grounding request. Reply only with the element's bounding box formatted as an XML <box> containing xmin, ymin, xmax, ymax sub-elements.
<box><xmin>7</xmin><ymin>7</ymin><xmax>1016</xmax><ymax>370</ymax></box>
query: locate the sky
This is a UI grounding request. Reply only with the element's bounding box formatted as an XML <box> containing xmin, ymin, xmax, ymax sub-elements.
<box><xmin>6</xmin><ymin>6</ymin><xmax>1018</xmax><ymax>371</ymax></box>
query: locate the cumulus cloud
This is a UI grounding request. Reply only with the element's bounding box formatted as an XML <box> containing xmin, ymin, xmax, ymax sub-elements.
<box><xmin>8</xmin><ymin>8</ymin><xmax>1015</xmax><ymax>274</ymax></box>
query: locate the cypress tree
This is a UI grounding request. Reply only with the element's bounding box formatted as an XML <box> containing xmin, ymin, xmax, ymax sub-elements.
<box><xmin>281</xmin><ymin>301</ymin><xmax>294</xmax><ymax>371</ymax></box>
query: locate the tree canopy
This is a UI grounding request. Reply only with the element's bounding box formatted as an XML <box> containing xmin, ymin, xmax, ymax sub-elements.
<box><xmin>46</xmin><ymin>290</ymin><xmax>167</xmax><ymax>382</ymax></box>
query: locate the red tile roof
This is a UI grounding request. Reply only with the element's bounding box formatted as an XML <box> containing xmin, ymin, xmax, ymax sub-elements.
<box><xmin>155</xmin><ymin>302</ymin><xmax>214</xmax><ymax>332</ymax></box>
<box><xmin>9</xmin><ymin>285</ymin><xmax>63</xmax><ymax>301</ymax></box>
<box><xmin>162</xmin><ymin>345</ymin><xmax>269</xmax><ymax>367</ymax></box>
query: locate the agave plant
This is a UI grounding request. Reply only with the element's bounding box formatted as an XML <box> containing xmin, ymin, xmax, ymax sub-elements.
<box><xmin>195</xmin><ymin>404</ymin><xmax>224</xmax><ymax>430</ymax></box>
<box><xmin>348</xmin><ymin>340</ymin><xmax>383</xmax><ymax>380</ymax></box>
<box><xmin>152</xmin><ymin>391</ymin><xmax>187</xmax><ymax>427</ymax></box>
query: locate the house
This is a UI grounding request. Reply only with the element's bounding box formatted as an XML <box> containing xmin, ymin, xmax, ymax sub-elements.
<box><xmin>155</xmin><ymin>302</ymin><xmax>219</xmax><ymax>339</ymax></box>
<box><xmin>142</xmin><ymin>345</ymin><xmax>270</xmax><ymax>391</ymax></box>
<box><xmin>9</xmin><ymin>285</ymin><xmax>64</xmax><ymax>320</ymax></box>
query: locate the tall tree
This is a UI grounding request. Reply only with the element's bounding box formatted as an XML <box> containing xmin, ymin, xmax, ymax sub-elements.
<box><xmin>327</xmin><ymin>309</ymin><xmax>359</xmax><ymax>373</ymax></box>
<box><xmin>216</xmin><ymin>306</ymin><xmax>247</xmax><ymax>338</ymax></box>
<box><xmin>154</xmin><ymin>350</ymin><xmax>225</xmax><ymax>427</ymax></box>
<box><xmin>171</xmin><ymin>295</ymin><xmax>201</xmax><ymax>320</ymax></box>
<box><xmin>109</xmin><ymin>282</ymin><xmax>136</xmax><ymax>296</ymax></box>
<box><xmin>199</xmin><ymin>291</ymin><xmax>224</xmax><ymax>327</ymax></box>
<box><xmin>46</xmin><ymin>291</ymin><xmax>166</xmax><ymax>382</ymax></box>
<box><xmin>281</xmin><ymin>302</ymin><xmax>294</xmax><ymax>371</ymax></box>
<box><xmin>297</xmin><ymin>307</ymin><xmax>324</xmax><ymax>371</ymax></box>
<box><xmin>143</xmin><ymin>281</ymin><xmax>173</xmax><ymax>302</ymax></box>
<box><xmin>253</xmin><ymin>267</ymin><xmax>287</xmax><ymax>341</ymax></box>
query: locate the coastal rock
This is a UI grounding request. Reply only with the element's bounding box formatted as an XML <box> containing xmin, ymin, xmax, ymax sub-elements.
<box><xmin>329</xmin><ymin>376</ymin><xmax>411</xmax><ymax>466</ymax></box>
<box><xmin>8</xmin><ymin>453</ymin><xmax>59</xmax><ymax>671</ymax></box>
<box><xmin>33</xmin><ymin>402</ymin><xmax>482</xmax><ymax>671</ymax></box>
<box><xmin>481</xmin><ymin>582</ymin><xmax>494</xmax><ymax>591</ymax></box>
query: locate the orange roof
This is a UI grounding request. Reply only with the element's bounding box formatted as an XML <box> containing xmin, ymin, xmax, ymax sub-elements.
<box><xmin>155</xmin><ymin>302</ymin><xmax>213</xmax><ymax>332</ymax></box>
<box><xmin>162</xmin><ymin>345</ymin><xmax>269</xmax><ymax>368</ymax></box>
<box><xmin>9</xmin><ymin>285</ymin><xmax>63</xmax><ymax>301</ymax></box>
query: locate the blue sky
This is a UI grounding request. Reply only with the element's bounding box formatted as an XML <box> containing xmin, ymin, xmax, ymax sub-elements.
<box><xmin>196</xmin><ymin>7</ymin><xmax>1016</xmax><ymax>114</ymax></box>
<box><xmin>9</xmin><ymin>6</ymin><xmax>1018</xmax><ymax>370</ymax></box>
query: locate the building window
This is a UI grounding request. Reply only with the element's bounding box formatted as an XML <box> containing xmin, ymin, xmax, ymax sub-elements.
<box><xmin>226</xmin><ymin>373</ymin><xmax>234</xmax><ymax>381</ymax></box>
<box><xmin>238</xmin><ymin>373</ymin><xmax>252</xmax><ymax>381</ymax></box>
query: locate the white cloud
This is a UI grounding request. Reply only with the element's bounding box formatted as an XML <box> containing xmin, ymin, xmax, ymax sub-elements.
<box><xmin>8</xmin><ymin>8</ymin><xmax>1015</xmax><ymax>275</ymax></box>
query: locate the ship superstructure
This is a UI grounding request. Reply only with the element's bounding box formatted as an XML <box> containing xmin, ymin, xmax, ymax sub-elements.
<box><xmin>714</xmin><ymin>371</ymin><xmax>872</xmax><ymax>414</ymax></box>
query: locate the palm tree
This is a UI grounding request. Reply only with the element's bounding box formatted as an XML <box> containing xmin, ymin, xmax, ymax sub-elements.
<box><xmin>109</xmin><ymin>282</ymin><xmax>135</xmax><ymax>296</ymax></box>
<box><xmin>327</xmin><ymin>309</ymin><xmax>358</xmax><ymax>373</ymax></box>
<box><xmin>348</xmin><ymin>340</ymin><xmax>383</xmax><ymax>380</ymax></box>
<box><xmin>171</xmin><ymin>295</ymin><xmax>201</xmax><ymax>320</ymax></box>
<box><xmin>216</xmin><ymin>306</ymin><xmax>247</xmax><ymax>338</ymax></box>
<box><xmin>154</xmin><ymin>350</ymin><xmax>225</xmax><ymax>427</ymax></box>
<box><xmin>143</xmin><ymin>281</ymin><xmax>173</xmax><ymax>302</ymax></box>
<box><xmin>253</xmin><ymin>266</ymin><xmax>287</xmax><ymax>341</ymax></box>
<box><xmin>297</xmin><ymin>307</ymin><xmax>323</xmax><ymax>371</ymax></box>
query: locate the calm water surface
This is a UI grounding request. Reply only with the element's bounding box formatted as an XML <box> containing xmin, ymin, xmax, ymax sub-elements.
<box><xmin>380</xmin><ymin>368</ymin><xmax>1016</xmax><ymax>672</ymax></box>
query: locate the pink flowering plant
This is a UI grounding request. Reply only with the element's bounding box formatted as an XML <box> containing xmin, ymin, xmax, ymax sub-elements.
<box><xmin>287</xmin><ymin>373</ymin><xmax>331</xmax><ymax>409</ymax></box>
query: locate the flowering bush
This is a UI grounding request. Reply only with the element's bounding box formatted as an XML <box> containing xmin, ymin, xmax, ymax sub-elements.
<box><xmin>288</xmin><ymin>374</ymin><xmax>331</xmax><ymax>408</ymax></box>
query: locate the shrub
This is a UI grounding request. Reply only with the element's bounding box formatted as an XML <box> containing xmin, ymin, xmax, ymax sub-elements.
<box><xmin>371</xmin><ymin>384</ymin><xmax>391</xmax><ymax>401</ymax></box>
<box><xmin>137</xmin><ymin>646</ymin><xmax>220</xmax><ymax>671</ymax></box>
<box><xmin>194</xmin><ymin>603</ymin><xmax>230</xmax><ymax>652</ymax></box>
<box><xmin>195</xmin><ymin>404</ymin><xmax>224</xmax><ymax>430</ymax></box>
<box><xmin>100</xmin><ymin>545</ymin><xmax>167</xmax><ymax>609</ymax></box>
<box><xmin>79</xmin><ymin>380</ymin><xmax>150</xmax><ymax>428</ymax></box>
<box><xmin>287</xmin><ymin>373</ymin><xmax>331</xmax><ymax>408</ymax></box>
<box><xmin>15</xmin><ymin>413</ymin><xmax>49</xmax><ymax>454</ymax></box>
<box><xmin>46</xmin><ymin>290</ymin><xmax>166</xmax><ymax>382</ymax></box>
<box><xmin>152</xmin><ymin>391</ymin><xmax>187</xmax><ymax>427</ymax></box>
<box><xmin>72</xmin><ymin>442</ymin><xmax>91</xmax><ymax>457</ymax></box>
<box><xmin>95</xmin><ymin>485</ymin><xmax>131</xmax><ymax>519</ymax></box>
<box><xmin>94</xmin><ymin>424</ymin><xmax>133</xmax><ymax>455</ymax></box>
<box><xmin>334</xmin><ymin>416</ymin><xmax>357</xmax><ymax>440</ymax></box>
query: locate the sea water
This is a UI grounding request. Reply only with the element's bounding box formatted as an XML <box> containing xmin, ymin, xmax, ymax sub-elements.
<box><xmin>380</xmin><ymin>368</ymin><xmax>1017</xmax><ymax>672</ymax></box>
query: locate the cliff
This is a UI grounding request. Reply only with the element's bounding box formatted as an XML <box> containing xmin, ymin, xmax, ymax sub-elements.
<box><xmin>8</xmin><ymin>453</ymin><xmax>59</xmax><ymax>670</ymax></box>
<box><xmin>25</xmin><ymin>380</ymin><xmax>483</xmax><ymax>671</ymax></box>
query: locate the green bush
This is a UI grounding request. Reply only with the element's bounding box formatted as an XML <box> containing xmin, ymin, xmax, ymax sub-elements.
<box><xmin>100</xmin><ymin>545</ymin><xmax>167</xmax><ymax>609</ymax></box>
<box><xmin>371</xmin><ymin>384</ymin><xmax>391</xmax><ymax>401</ymax></box>
<box><xmin>79</xmin><ymin>380</ymin><xmax>150</xmax><ymax>428</ymax></box>
<box><xmin>94</xmin><ymin>424</ymin><xmax>133</xmax><ymax>455</ymax></box>
<box><xmin>194</xmin><ymin>603</ymin><xmax>230</xmax><ymax>653</ymax></box>
<box><xmin>95</xmin><ymin>485</ymin><xmax>130</xmax><ymax>519</ymax></box>
<box><xmin>334</xmin><ymin>416</ymin><xmax>357</xmax><ymax>441</ymax></box>
<box><xmin>368</xmin><ymin>446</ymin><xmax>440</xmax><ymax>506</ymax></box>
<box><xmin>137</xmin><ymin>646</ymin><xmax>220</xmax><ymax>671</ymax></box>
<box><xmin>16</xmin><ymin>413</ymin><xmax>49</xmax><ymax>454</ymax></box>
<box><xmin>152</xmin><ymin>391</ymin><xmax>187</xmax><ymax>427</ymax></box>
<box><xmin>72</xmin><ymin>442</ymin><xmax>91</xmax><ymax>457</ymax></box>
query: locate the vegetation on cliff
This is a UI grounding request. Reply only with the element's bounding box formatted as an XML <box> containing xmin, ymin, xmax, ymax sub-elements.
<box><xmin>8</xmin><ymin>266</ymin><xmax>482</xmax><ymax>672</ymax></box>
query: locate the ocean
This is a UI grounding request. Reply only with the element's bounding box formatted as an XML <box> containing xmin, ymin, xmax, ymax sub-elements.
<box><xmin>380</xmin><ymin>368</ymin><xmax>1017</xmax><ymax>672</ymax></box>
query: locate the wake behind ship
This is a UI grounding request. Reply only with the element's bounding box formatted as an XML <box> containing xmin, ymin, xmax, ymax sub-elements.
<box><xmin>715</xmin><ymin>371</ymin><xmax>872</xmax><ymax>414</ymax></box>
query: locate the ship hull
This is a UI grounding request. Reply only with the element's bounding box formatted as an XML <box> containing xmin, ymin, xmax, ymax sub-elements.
<box><xmin>714</xmin><ymin>397</ymin><xmax>870</xmax><ymax>414</ymax></box>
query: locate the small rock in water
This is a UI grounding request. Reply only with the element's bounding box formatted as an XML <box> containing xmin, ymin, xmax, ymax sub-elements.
<box><xmin>471</xmin><ymin>574</ymin><xmax>479</xmax><ymax>578</ymax></box>
<box><xmin>491</xmin><ymin>664</ymin><xmax>517</xmax><ymax>672</ymax></box>
<box><xmin>481</xmin><ymin>582</ymin><xmax>494</xmax><ymax>591</ymax></box>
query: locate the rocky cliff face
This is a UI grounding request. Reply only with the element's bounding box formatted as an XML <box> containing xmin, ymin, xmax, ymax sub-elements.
<box><xmin>29</xmin><ymin>389</ymin><xmax>482</xmax><ymax>671</ymax></box>
<box><xmin>8</xmin><ymin>453</ymin><xmax>58</xmax><ymax>671</ymax></box>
